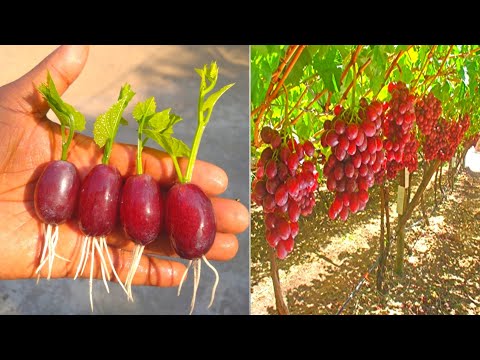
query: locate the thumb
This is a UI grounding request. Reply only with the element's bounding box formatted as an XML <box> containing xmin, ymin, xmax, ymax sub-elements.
<box><xmin>4</xmin><ymin>45</ymin><xmax>89</xmax><ymax>114</ymax></box>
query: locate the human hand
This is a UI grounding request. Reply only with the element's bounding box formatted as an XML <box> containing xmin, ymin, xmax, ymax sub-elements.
<box><xmin>0</xmin><ymin>45</ymin><xmax>249</xmax><ymax>288</ymax></box>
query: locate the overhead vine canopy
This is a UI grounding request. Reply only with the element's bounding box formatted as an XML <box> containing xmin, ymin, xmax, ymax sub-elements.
<box><xmin>251</xmin><ymin>45</ymin><xmax>480</xmax><ymax>148</ymax></box>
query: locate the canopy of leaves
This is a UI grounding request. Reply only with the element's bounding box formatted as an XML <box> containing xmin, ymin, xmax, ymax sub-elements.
<box><xmin>251</xmin><ymin>45</ymin><xmax>480</xmax><ymax>154</ymax></box>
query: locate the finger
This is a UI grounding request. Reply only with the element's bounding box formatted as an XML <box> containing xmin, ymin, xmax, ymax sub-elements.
<box><xmin>142</xmin><ymin>232</ymin><xmax>239</xmax><ymax>261</ymax></box>
<box><xmin>107</xmin><ymin>141</ymin><xmax>228</xmax><ymax>196</ymax></box>
<box><xmin>106</xmin><ymin>229</ymin><xmax>239</xmax><ymax>262</ymax></box>
<box><xmin>72</xmin><ymin>245</ymin><xmax>186</xmax><ymax>287</ymax></box>
<box><xmin>32</xmin><ymin>224</ymin><xmax>186</xmax><ymax>287</ymax></box>
<box><xmin>4</xmin><ymin>45</ymin><xmax>89</xmax><ymax>114</ymax></box>
<box><xmin>69</xmin><ymin>132</ymin><xmax>228</xmax><ymax>196</ymax></box>
<box><xmin>211</xmin><ymin>197</ymin><xmax>249</xmax><ymax>234</ymax></box>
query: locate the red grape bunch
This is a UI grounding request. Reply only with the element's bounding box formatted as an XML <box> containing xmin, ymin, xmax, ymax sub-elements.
<box><xmin>415</xmin><ymin>92</ymin><xmax>442</xmax><ymax>136</ymax></box>
<box><xmin>424</xmin><ymin>114</ymin><xmax>470</xmax><ymax>161</ymax></box>
<box><xmin>252</xmin><ymin>126</ymin><xmax>322</xmax><ymax>259</ymax></box>
<box><xmin>383</xmin><ymin>82</ymin><xmax>417</xmax><ymax>179</ymax></box>
<box><xmin>321</xmin><ymin>100</ymin><xmax>385</xmax><ymax>221</ymax></box>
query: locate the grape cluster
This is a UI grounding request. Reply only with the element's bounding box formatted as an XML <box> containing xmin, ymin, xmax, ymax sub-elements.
<box><xmin>383</xmin><ymin>82</ymin><xmax>417</xmax><ymax>179</ymax></box>
<box><xmin>415</xmin><ymin>92</ymin><xmax>442</xmax><ymax>136</ymax></box>
<box><xmin>321</xmin><ymin>100</ymin><xmax>385</xmax><ymax>221</ymax></box>
<box><xmin>252</xmin><ymin>126</ymin><xmax>322</xmax><ymax>259</ymax></box>
<box><xmin>402</xmin><ymin>134</ymin><xmax>420</xmax><ymax>173</ymax></box>
<box><xmin>424</xmin><ymin>115</ymin><xmax>470</xmax><ymax>161</ymax></box>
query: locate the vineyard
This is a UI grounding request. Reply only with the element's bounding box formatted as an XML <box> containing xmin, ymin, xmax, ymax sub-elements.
<box><xmin>250</xmin><ymin>45</ymin><xmax>480</xmax><ymax>315</ymax></box>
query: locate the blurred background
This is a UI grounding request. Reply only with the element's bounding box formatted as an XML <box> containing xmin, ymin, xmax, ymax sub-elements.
<box><xmin>0</xmin><ymin>45</ymin><xmax>250</xmax><ymax>315</ymax></box>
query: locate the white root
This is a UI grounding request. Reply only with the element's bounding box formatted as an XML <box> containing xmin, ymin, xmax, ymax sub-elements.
<box><xmin>89</xmin><ymin>238</ymin><xmax>95</xmax><ymax>312</ymax></box>
<box><xmin>123</xmin><ymin>245</ymin><xmax>136</xmax><ymax>300</ymax></box>
<box><xmin>124</xmin><ymin>244</ymin><xmax>144</xmax><ymax>302</ymax></box>
<box><xmin>130</xmin><ymin>245</ymin><xmax>144</xmax><ymax>301</ymax></box>
<box><xmin>35</xmin><ymin>223</ymin><xmax>51</xmax><ymax>279</ymax></box>
<box><xmin>202</xmin><ymin>255</ymin><xmax>220</xmax><ymax>309</ymax></box>
<box><xmin>101</xmin><ymin>237</ymin><xmax>128</xmax><ymax>296</ymax></box>
<box><xmin>93</xmin><ymin>238</ymin><xmax>110</xmax><ymax>293</ymax></box>
<box><xmin>36</xmin><ymin>224</ymin><xmax>71</xmax><ymax>281</ymax></box>
<box><xmin>189</xmin><ymin>259</ymin><xmax>201</xmax><ymax>315</ymax></box>
<box><xmin>80</xmin><ymin>237</ymin><xmax>92</xmax><ymax>277</ymax></box>
<box><xmin>36</xmin><ymin>224</ymin><xmax>50</xmax><ymax>284</ymax></box>
<box><xmin>74</xmin><ymin>236</ymin><xmax>89</xmax><ymax>280</ymax></box>
<box><xmin>47</xmin><ymin>225</ymin><xmax>59</xmax><ymax>279</ymax></box>
<box><xmin>177</xmin><ymin>260</ymin><xmax>192</xmax><ymax>296</ymax></box>
<box><xmin>35</xmin><ymin>224</ymin><xmax>55</xmax><ymax>278</ymax></box>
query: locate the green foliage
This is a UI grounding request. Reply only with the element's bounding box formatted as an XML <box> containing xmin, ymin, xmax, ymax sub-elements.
<box><xmin>93</xmin><ymin>84</ymin><xmax>135</xmax><ymax>148</ymax></box>
<box><xmin>93</xmin><ymin>84</ymin><xmax>135</xmax><ymax>164</ymax></box>
<box><xmin>251</xmin><ymin>45</ymin><xmax>480</xmax><ymax>159</ymax></box>
<box><xmin>38</xmin><ymin>72</ymin><xmax>86</xmax><ymax>132</ymax></box>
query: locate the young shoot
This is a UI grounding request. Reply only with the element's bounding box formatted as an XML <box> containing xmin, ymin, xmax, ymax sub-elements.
<box><xmin>75</xmin><ymin>84</ymin><xmax>134</xmax><ymax>311</ymax></box>
<box><xmin>160</xmin><ymin>62</ymin><xmax>234</xmax><ymax>314</ymax></box>
<box><xmin>34</xmin><ymin>72</ymin><xmax>85</xmax><ymax>280</ymax></box>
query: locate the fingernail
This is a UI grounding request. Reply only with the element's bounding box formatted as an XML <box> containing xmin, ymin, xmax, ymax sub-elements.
<box><xmin>61</xmin><ymin>45</ymin><xmax>89</xmax><ymax>65</ymax></box>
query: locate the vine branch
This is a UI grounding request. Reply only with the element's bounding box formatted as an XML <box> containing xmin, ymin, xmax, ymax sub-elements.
<box><xmin>339</xmin><ymin>58</ymin><xmax>372</xmax><ymax>105</ymax></box>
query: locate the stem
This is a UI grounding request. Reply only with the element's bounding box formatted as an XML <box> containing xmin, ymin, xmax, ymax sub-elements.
<box><xmin>269</xmin><ymin>247</ymin><xmax>289</xmax><ymax>315</ymax></box>
<box><xmin>172</xmin><ymin>156</ymin><xmax>183</xmax><ymax>182</ymax></box>
<box><xmin>185</xmin><ymin>122</ymin><xmax>206</xmax><ymax>183</ymax></box>
<box><xmin>290</xmin><ymin>89</ymin><xmax>327</xmax><ymax>126</ymax></box>
<box><xmin>394</xmin><ymin>225</ymin><xmax>406</xmax><ymax>275</ymax></box>
<box><xmin>351</xmin><ymin>62</ymin><xmax>357</xmax><ymax>109</ymax></box>
<box><xmin>136</xmin><ymin>132</ymin><xmax>143</xmax><ymax>175</ymax></box>
<box><xmin>102</xmin><ymin>139</ymin><xmax>112</xmax><ymax>165</ymax></box>
<box><xmin>61</xmin><ymin>122</ymin><xmax>75</xmax><ymax>161</ymax></box>
<box><xmin>253</xmin><ymin>45</ymin><xmax>305</xmax><ymax>147</ymax></box>
<box><xmin>412</xmin><ymin>45</ymin><xmax>437</xmax><ymax>91</ymax></box>
<box><xmin>339</xmin><ymin>58</ymin><xmax>371</xmax><ymax>105</ymax></box>
<box><xmin>60</xmin><ymin>124</ymin><xmax>66</xmax><ymax>160</ymax></box>
<box><xmin>385</xmin><ymin>187</ymin><xmax>391</xmax><ymax>256</ymax></box>
<box><xmin>398</xmin><ymin>160</ymin><xmax>441</xmax><ymax>230</ymax></box>
<box><xmin>281</xmin><ymin>84</ymin><xmax>289</xmax><ymax>133</ymax></box>
<box><xmin>377</xmin><ymin>184</ymin><xmax>386</xmax><ymax>292</ymax></box>
<box><xmin>269</xmin><ymin>46</ymin><xmax>306</xmax><ymax>102</ymax></box>
<box><xmin>340</xmin><ymin>45</ymin><xmax>362</xmax><ymax>85</ymax></box>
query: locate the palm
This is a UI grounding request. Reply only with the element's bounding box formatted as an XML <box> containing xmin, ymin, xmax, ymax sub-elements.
<box><xmin>0</xmin><ymin>46</ymin><xmax>248</xmax><ymax>287</ymax></box>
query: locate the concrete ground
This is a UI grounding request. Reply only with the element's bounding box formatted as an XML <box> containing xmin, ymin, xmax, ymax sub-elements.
<box><xmin>0</xmin><ymin>45</ymin><xmax>250</xmax><ymax>315</ymax></box>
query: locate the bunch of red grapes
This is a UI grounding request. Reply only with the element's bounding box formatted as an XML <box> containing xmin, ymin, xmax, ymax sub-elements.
<box><xmin>252</xmin><ymin>126</ymin><xmax>323</xmax><ymax>259</ymax></box>
<box><xmin>415</xmin><ymin>92</ymin><xmax>442</xmax><ymax>136</ymax></box>
<box><xmin>321</xmin><ymin>101</ymin><xmax>385</xmax><ymax>221</ymax></box>
<box><xmin>383</xmin><ymin>82</ymin><xmax>417</xmax><ymax>179</ymax></box>
<box><xmin>424</xmin><ymin>115</ymin><xmax>470</xmax><ymax>161</ymax></box>
<box><xmin>402</xmin><ymin>135</ymin><xmax>420</xmax><ymax>173</ymax></box>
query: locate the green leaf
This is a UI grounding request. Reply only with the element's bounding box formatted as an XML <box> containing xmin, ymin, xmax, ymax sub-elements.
<box><xmin>202</xmin><ymin>83</ymin><xmax>235</xmax><ymax>113</ymax></box>
<box><xmin>150</xmin><ymin>108</ymin><xmax>183</xmax><ymax>131</ymax></box>
<box><xmin>37</xmin><ymin>72</ymin><xmax>86</xmax><ymax>132</ymax></box>
<box><xmin>93</xmin><ymin>84</ymin><xmax>135</xmax><ymax>148</ymax></box>
<box><xmin>148</xmin><ymin>108</ymin><xmax>171</xmax><ymax>129</ymax></box>
<box><xmin>118</xmin><ymin>84</ymin><xmax>135</xmax><ymax>107</ymax></box>
<box><xmin>120</xmin><ymin>117</ymin><xmax>129</xmax><ymax>126</ymax></box>
<box><xmin>144</xmin><ymin>130</ymin><xmax>191</xmax><ymax>158</ymax></box>
<box><xmin>286</xmin><ymin>49</ymin><xmax>312</xmax><ymax>87</ymax></box>
<box><xmin>400</xmin><ymin>65</ymin><xmax>414</xmax><ymax>84</ymax></box>
<box><xmin>133</xmin><ymin>96</ymin><xmax>156</xmax><ymax>123</ymax></box>
<box><xmin>315</xmin><ymin>47</ymin><xmax>342</xmax><ymax>93</ymax></box>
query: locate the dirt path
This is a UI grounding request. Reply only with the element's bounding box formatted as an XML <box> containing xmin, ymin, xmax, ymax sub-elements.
<box><xmin>251</xmin><ymin>165</ymin><xmax>480</xmax><ymax>315</ymax></box>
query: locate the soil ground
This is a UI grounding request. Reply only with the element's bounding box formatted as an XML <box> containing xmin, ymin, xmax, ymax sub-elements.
<box><xmin>251</xmin><ymin>164</ymin><xmax>480</xmax><ymax>315</ymax></box>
